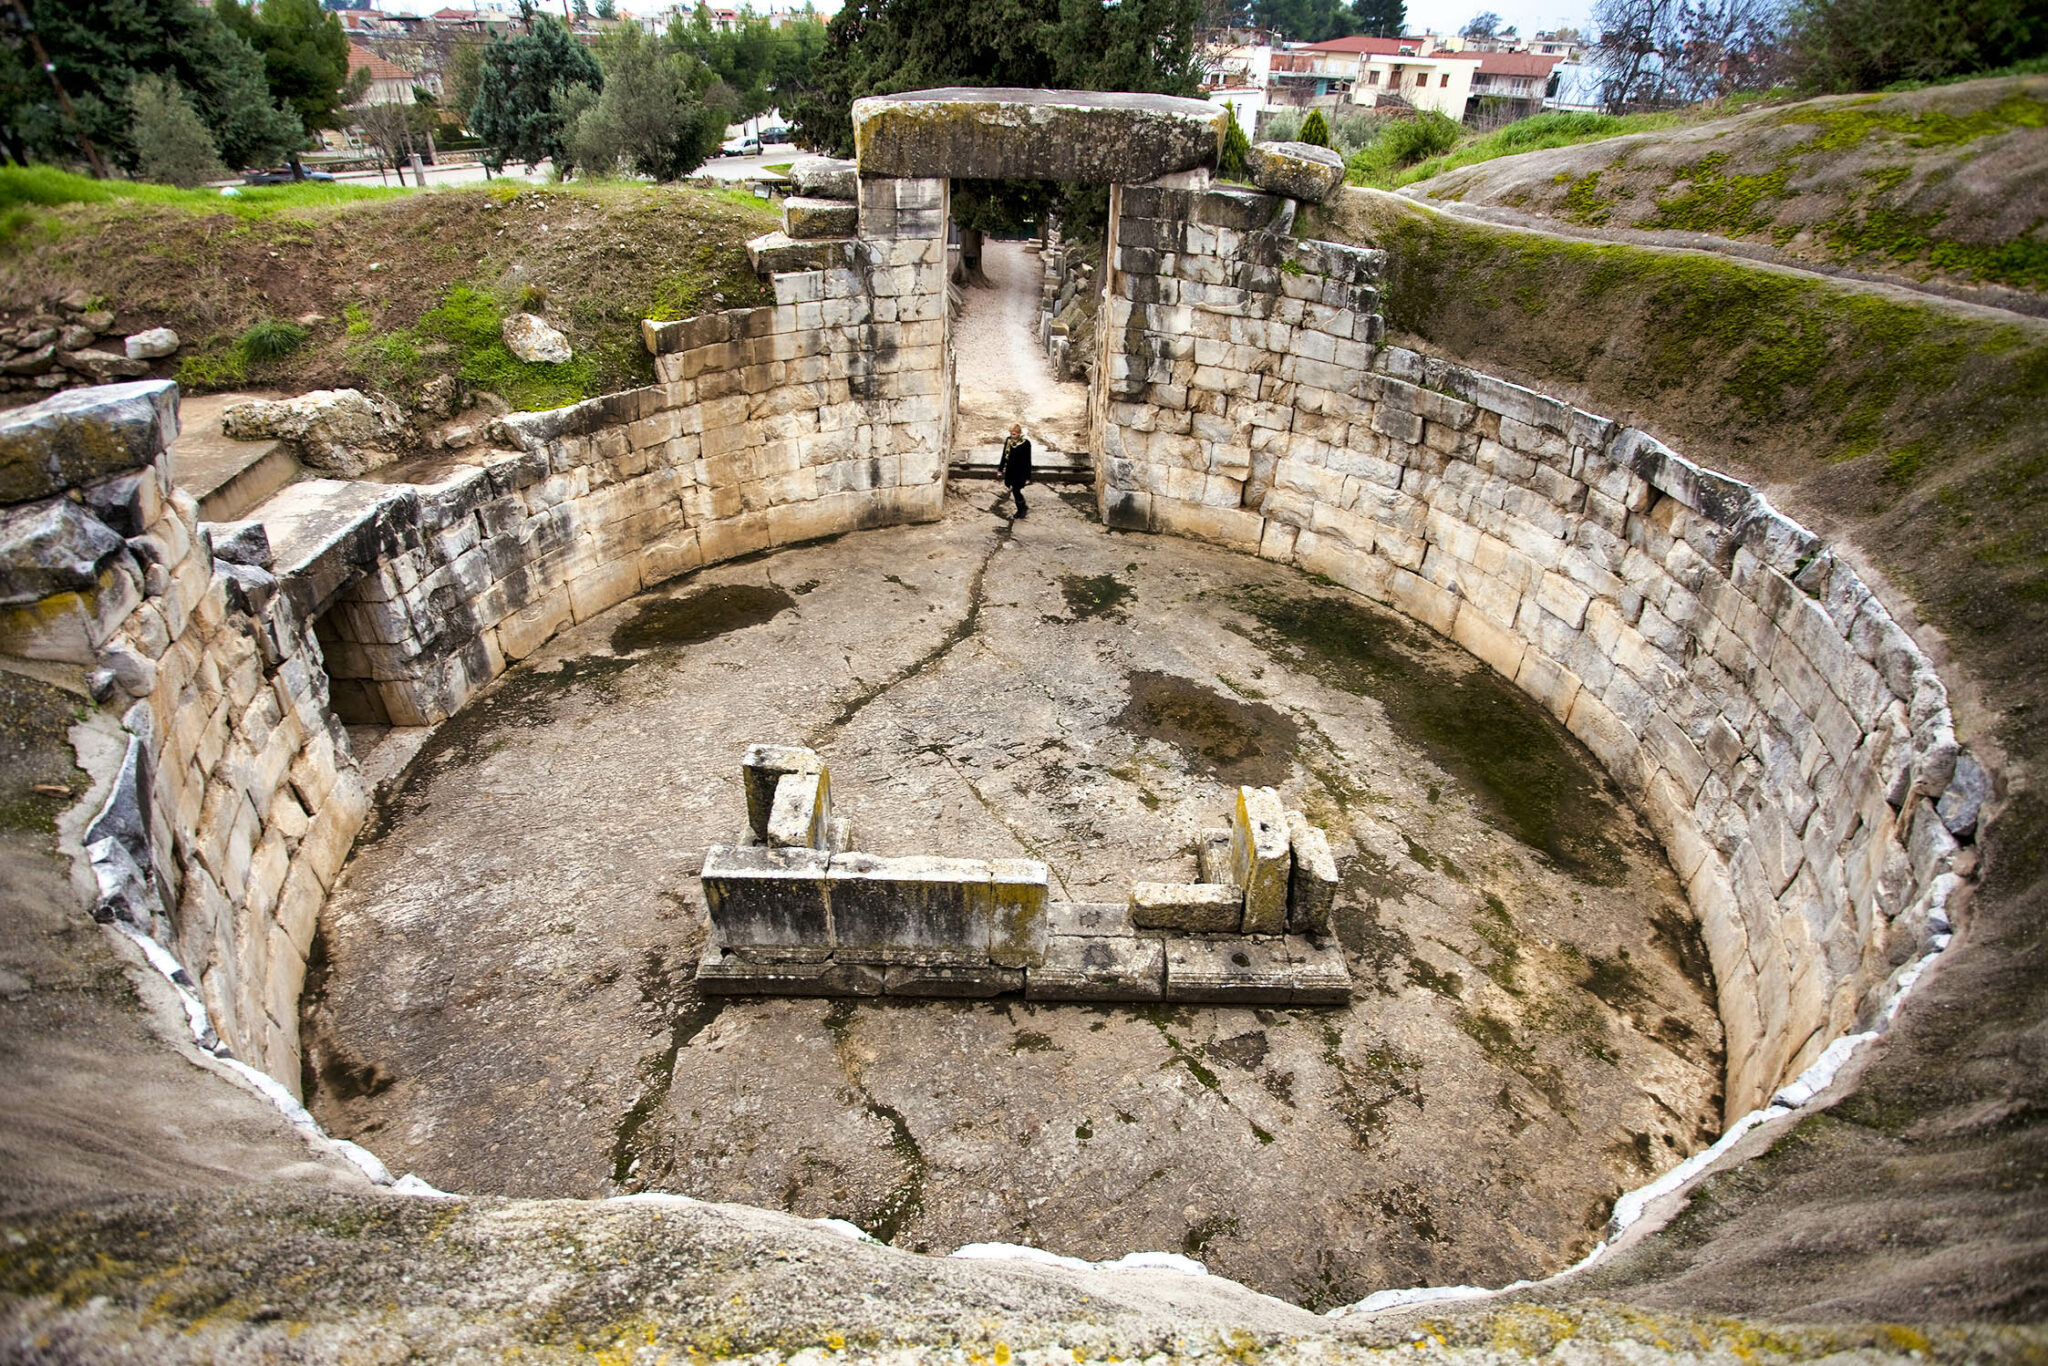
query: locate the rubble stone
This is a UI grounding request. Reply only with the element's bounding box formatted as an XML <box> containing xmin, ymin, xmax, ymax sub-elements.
<box><xmin>1245</xmin><ymin>141</ymin><xmax>1347</xmax><ymax>203</ymax></box>
<box><xmin>500</xmin><ymin>312</ymin><xmax>573</xmax><ymax>364</ymax></box>
<box><xmin>124</xmin><ymin>328</ymin><xmax>181</xmax><ymax>360</ymax></box>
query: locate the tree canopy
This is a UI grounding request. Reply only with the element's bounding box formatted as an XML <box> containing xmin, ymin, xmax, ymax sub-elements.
<box><xmin>667</xmin><ymin>5</ymin><xmax>826</xmax><ymax>124</ymax></box>
<box><xmin>1782</xmin><ymin>0</ymin><xmax>2044</xmax><ymax>90</ymax></box>
<box><xmin>787</xmin><ymin>0</ymin><xmax>1207</xmax><ymax>156</ymax></box>
<box><xmin>0</xmin><ymin>0</ymin><xmax>302</xmax><ymax>172</ymax></box>
<box><xmin>214</xmin><ymin>0</ymin><xmax>353</xmax><ymax>134</ymax></box>
<box><xmin>1234</xmin><ymin>0</ymin><xmax>1406</xmax><ymax>44</ymax></box>
<box><xmin>469</xmin><ymin>13</ymin><xmax>604</xmax><ymax>169</ymax></box>
<box><xmin>564</xmin><ymin>21</ymin><xmax>732</xmax><ymax>179</ymax></box>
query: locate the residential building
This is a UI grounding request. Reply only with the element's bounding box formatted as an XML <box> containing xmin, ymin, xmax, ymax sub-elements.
<box><xmin>1348</xmin><ymin>48</ymin><xmax>1480</xmax><ymax>118</ymax></box>
<box><xmin>1467</xmin><ymin>52</ymin><xmax>1563</xmax><ymax>122</ymax></box>
<box><xmin>348</xmin><ymin>44</ymin><xmax>416</xmax><ymax>107</ymax></box>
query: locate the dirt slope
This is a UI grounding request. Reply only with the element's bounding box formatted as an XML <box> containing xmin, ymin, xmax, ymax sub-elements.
<box><xmin>1401</xmin><ymin>76</ymin><xmax>2048</xmax><ymax>313</ymax></box>
<box><xmin>0</xmin><ymin>180</ymin><xmax>779</xmax><ymax>410</ymax></box>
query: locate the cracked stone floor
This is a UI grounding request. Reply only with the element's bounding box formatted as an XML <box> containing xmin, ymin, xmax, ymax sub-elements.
<box><xmin>304</xmin><ymin>484</ymin><xmax>1724</xmax><ymax>1310</ymax></box>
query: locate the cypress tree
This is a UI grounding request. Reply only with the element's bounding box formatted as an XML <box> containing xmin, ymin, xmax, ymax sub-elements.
<box><xmin>1299</xmin><ymin>107</ymin><xmax>1331</xmax><ymax>148</ymax></box>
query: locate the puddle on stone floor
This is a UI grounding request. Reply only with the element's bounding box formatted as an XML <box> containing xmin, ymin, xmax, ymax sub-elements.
<box><xmin>1114</xmin><ymin>669</ymin><xmax>1300</xmax><ymax>788</ymax></box>
<box><xmin>612</xmin><ymin>583</ymin><xmax>795</xmax><ymax>654</ymax></box>
<box><xmin>1057</xmin><ymin>571</ymin><xmax>1134</xmax><ymax>621</ymax></box>
<box><xmin>1227</xmin><ymin>585</ymin><xmax>1629</xmax><ymax>883</ymax></box>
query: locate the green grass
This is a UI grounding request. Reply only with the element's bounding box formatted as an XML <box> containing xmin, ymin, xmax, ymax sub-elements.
<box><xmin>0</xmin><ymin>164</ymin><xmax>406</xmax><ymax>220</ymax></box>
<box><xmin>174</xmin><ymin>317</ymin><xmax>313</xmax><ymax>389</ymax></box>
<box><xmin>346</xmin><ymin>281</ymin><xmax>597</xmax><ymax>411</ymax></box>
<box><xmin>1382</xmin><ymin>109</ymin><xmax>1689</xmax><ymax>191</ymax></box>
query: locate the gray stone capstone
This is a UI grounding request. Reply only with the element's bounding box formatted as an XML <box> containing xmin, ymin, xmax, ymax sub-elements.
<box><xmin>1245</xmin><ymin>141</ymin><xmax>1347</xmax><ymax>203</ymax></box>
<box><xmin>0</xmin><ymin>380</ymin><xmax>180</xmax><ymax>506</ymax></box>
<box><xmin>852</xmin><ymin>88</ymin><xmax>1227</xmax><ymax>184</ymax></box>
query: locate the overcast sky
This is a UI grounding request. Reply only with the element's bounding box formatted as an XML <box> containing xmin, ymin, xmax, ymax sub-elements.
<box><xmin>373</xmin><ymin>0</ymin><xmax>1597</xmax><ymax>39</ymax></box>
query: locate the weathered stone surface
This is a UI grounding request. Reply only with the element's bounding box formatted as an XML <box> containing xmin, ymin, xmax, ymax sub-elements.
<box><xmin>1</xmin><ymin>344</ymin><xmax>56</xmax><ymax>376</ymax></box>
<box><xmin>743</xmin><ymin>231</ymin><xmax>860</xmax><ymax>276</ymax></box>
<box><xmin>1028</xmin><ymin>931</ymin><xmax>1166</xmax><ymax>1000</ymax></box>
<box><xmin>852</xmin><ymin>88</ymin><xmax>1227</xmax><ymax>184</ymax></box>
<box><xmin>990</xmin><ymin>857</ymin><xmax>1050</xmax><ymax>967</ymax></box>
<box><xmin>0</xmin><ymin>380</ymin><xmax>179</xmax><ymax>504</ymax></box>
<box><xmin>789</xmin><ymin>155</ymin><xmax>858</xmax><ymax>200</ymax></box>
<box><xmin>766</xmin><ymin>763</ymin><xmax>832</xmax><ymax>849</ymax></box>
<box><xmin>783</xmin><ymin>196</ymin><xmax>859</xmax><ymax>240</ymax></box>
<box><xmin>501</xmin><ymin>312</ymin><xmax>573</xmax><ymax>364</ymax></box>
<box><xmin>1245</xmin><ymin>141</ymin><xmax>1346</xmax><ymax>203</ymax></box>
<box><xmin>124</xmin><ymin>327</ymin><xmax>181</xmax><ymax>360</ymax></box>
<box><xmin>1231</xmin><ymin>784</ymin><xmax>1290</xmax><ymax>934</ymax></box>
<box><xmin>1129</xmin><ymin>880</ymin><xmax>1243</xmax><ymax>932</ymax></box>
<box><xmin>743</xmin><ymin>743</ymin><xmax>821</xmax><ymax>838</ymax></box>
<box><xmin>1197</xmin><ymin>827</ymin><xmax>1235</xmax><ymax>885</ymax></box>
<box><xmin>1164</xmin><ymin>937</ymin><xmax>1297</xmax><ymax>1004</ymax></box>
<box><xmin>206</xmin><ymin>519</ymin><xmax>274</xmax><ymax>569</ymax></box>
<box><xmin>1285</xmin><ymin>810</ymin><xmax>1338</xmax><ymax>936</ymax></box>
<box><xmin>883</xmin><ymin>962</ymin><xmax>1024</xmax><ymax>997</ymax></box>
<box><xmin>61</xmin><ymin>349</ymin><xmax>150</xmax><ymax>382</ymax></box>
<box><xmin>696</xmin><ymin>947</ymin><xmax>883</xmax><ymax>996</ymax></box>
<box><xmin>826</xmin><ymin>852</ymin><xmax>993</xmax><ymax>957</ymax></box>
<box><xmin>700</xmin><ymin>844</ymin><xmax>833</xmax><ymax>949</ymax></box>
<box><xmin>220</xmin><ymin>390</ymin><xmax>408</xmax><ymax>478</ymax></box>
<box><xmin>0</xmin><ymin>497</ymin><xmax>126</xmax><ymax>604</ymax></box>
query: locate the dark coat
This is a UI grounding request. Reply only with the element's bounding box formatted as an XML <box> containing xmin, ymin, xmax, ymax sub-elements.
<box><xmin>999</xmin><ymin>434</ymin><xmax>1033</xmax><ymax>487</ymax></box>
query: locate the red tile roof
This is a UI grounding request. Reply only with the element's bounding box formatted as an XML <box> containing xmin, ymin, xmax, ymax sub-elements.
<box><xmin>348</xmin><ymin>45</ymin><xmax>414</xmax><ymax>84</ymax></box>
<box><xmin>1298</xmin><ymin>35</ymin><xmax>1463</xmax><ymax>56</ymax></box>
<box><xmin>1474</xmin><ymin>52</ymin><xmax>1564</xmax><ymax>76</ymax></box>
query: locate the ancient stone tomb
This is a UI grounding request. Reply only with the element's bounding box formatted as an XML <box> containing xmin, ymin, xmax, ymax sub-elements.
<box><xmin>698</xmin><ymin>745</ymin><xmax>1351</xmax><ymax>1003</ymax></box>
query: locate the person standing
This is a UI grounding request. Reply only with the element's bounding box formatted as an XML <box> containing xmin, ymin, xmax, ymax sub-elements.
<box><xmin>998</xmin><ymin>423</ymin><xmax>1033</xmax><ymax>520</ymax></box>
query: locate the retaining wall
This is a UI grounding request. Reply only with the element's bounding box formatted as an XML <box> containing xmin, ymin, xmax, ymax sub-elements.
<box><xmin>1092</xmin><ymin>186</ymin><xmax>1976</xmax><ymax>1112</ymax></box>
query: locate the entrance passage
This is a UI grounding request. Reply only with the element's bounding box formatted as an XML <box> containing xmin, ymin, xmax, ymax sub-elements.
<box><xmin>950</xmin><ymin>239</ymin><xmax>1091</xmax><ymax>481</ymax></box>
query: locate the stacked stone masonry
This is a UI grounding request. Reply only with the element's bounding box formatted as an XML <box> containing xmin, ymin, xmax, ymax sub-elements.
<box><xmin>1093</xmin><ymin>183</ymin><xmax>1976</xmax><ymax>1113</ymax></box>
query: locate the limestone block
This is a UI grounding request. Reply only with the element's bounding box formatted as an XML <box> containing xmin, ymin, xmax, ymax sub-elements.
<box><xmin>1285</xmin><ymin>812</ymin><xmax>1338</xmax><ymax>936</ymax></box>
<box><xmin>789</xmin><ymin>155</ymin><xmax>858</xmax><ymax>200</ymax></box>
<box><xmin>825</xmin><ymin>852</ymin><xmax>993</xmax><ymax>959</ymax></box>
<box><xmin>702</xmin><ymin>844</ymin><xmax>833</xmax><ymax>949</ymax></box>
<box><xmin>990</xmin><ymin>857</ymin><xmax>1050</xmax><ymax>968</ymax></box>
<box><xmin>767</xmin><ymin>764</ymin><xmax>833</xmax><ymax>851</ymax></box>
<box><xmin>1245</xmin><ymin>141</ymin><xmax>1345</xmax><ymax>203</ymax></box>
<box><xmin>783</xmin><ymin>197</ymin><xmax>859</xmax><ymax>239</ymax></box>
<box><xmin>1130</xmin><ymin>881</ymin><xmax>1244</xmax><ymax>933</ymax></box>
<box><xmin>697</xmin><ymin>946</ymin><xmax>883</xmax><ymax>996</ymax></box>
<box><xmin>852</xmin><ymin>88</ymin><xmax>1225</xmax><ymax>183</ymax></box>
<box><xmin>1026</xmin><ymin>932</ymin><xmax>1166</xmax><ymax>1001</ymax></box>
<box><xmin>1165</xmin><ymin>938</ymin><xmax>1300</xmax><ymax>1005</ymax></box>
<box><xmin>741</xmin><ymin>743</ymin><xmax>822</xmax><ymax>838</ymax></box>
<box><xmin>1231</xmin><ymin>785</ymin><xmax>1289</xmax><ymax>934</ymax></box>
<box><xmin>882</xmin><ymin>963</ymin><xmax>1025</xmax><ymax>998</ymax></box>
<box><xmin>0</xmin><ymin>496</ymin><xmax>129</xmax><ymax>605</ymax></box>
<box><xmin>0</xmin><ymin>380</ymin><xmax>178</xmax><ymax>504</ymax></box>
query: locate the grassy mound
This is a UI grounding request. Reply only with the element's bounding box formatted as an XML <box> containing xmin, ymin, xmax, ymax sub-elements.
<box><xmin>0</xmin><ymin>169</ymin><xmax>780</xmax><ymax>411</ymax></box>
<box><xmin>1391</xmin><ymin>75</ymin><xmax>2048</xmax><ymax>296</ymax></box>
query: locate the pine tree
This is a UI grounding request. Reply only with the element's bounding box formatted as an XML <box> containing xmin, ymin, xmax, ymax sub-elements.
<box><xmin>1299</xmin><ymin>108</ymin><xmax>1331</xmax><ymax>148</ymax></box>
<box><xmin>1</xmin><ymin>0</ymin><xmax>301</xmax><ymax>172</ymax></box>
<box><xmin>470</xmin><ymin>14</ymin><xmax>604</xmax><ymax>169</ymax></box>
<box><xmin>1220</xmin><ymin>103</ymin><xmax>1251</xmax><ymax>181</ymax></box>
<box><xmin>129</xmin><ymin>75</ymin><xmax>228</xmax><ymax>186</ymax></box>
<box><xmin>214</xmin><ymin>0</ymin><xmax>353</xmax><ymax>136</ymax></box>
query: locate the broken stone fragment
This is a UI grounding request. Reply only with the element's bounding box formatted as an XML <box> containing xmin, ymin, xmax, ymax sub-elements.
<box><xmin>789</xmin><ymin>155</ymin><xmax>858</xmax><ymax>201</ymax></box>
<box><xmin>123</xmin><ymin>327</ymin><xmax>181</xmax><ymax>360</ymax></box>
<box><xmin>1245</xmin><ymin>140</ymin><xmax>1347</xmax><ymax>204</ymax></box>
<box><xmin>766</xmin><ymin>763</ymin><xmax>833</xmax><ymax>850</ymax></box>
<box><xmin>1936</xmin><ymin>752</ymin><xmax>1987</xmax><ymax>839</ymax></box>
<box><xmin>0</xmin><ymin>380</ymin><xmax>179</xmax><ymax>504</ymax></box>
<box><xmin>0</xmin><ymin>345</ymin><xmax>56</xmax><ymax>377</ymax></box>
<box><xmin>1129</xmin><ymin>881</ymin><xmax>1244</xmax><ymax>933</ymax></box>
<box><xmin>500</xmin><ymin>311</ymin><xmax>572</xmax><ymax>365</ymax></box>
<box><xmin>782</xmin><ymin>196</ymin><xmax>859</xmax><ymax>240</ymax></box>
<box><xmin>1196</xmin><ymin>827</ymin><xmax>1234</xmax><ymax>885</ymax></box>
<box><xmin>220</xmin><ymin>388</ymin><xmax>409</xmax><ymax>477</ymax></box>
<box><xmin>1285</xmin><ymin>811</ymin><xmax>1338</xmax><ymax>936</ymax></box>
<box><xmin>206</xmin><ymin>519</ymin><xmax>274</xmax><ymax>569</ymax></box>
<box><xmin>742</xmin><ymin>743</ymin><xmax>824</xmax><ymax>838</ymax></box>
<box><xmin>77</xmin><ymin>310</ymin><xmax>116</xmax><ymax>334</ymax></box>
<box><xmin>1231</xmin><ymin>785</ymin><xmax>1290</xmax><ymax>934</ymax></box>
<box><xmin>851</xmin><ymin>88</ymin><xmax>1227</xmax><ymax>184</ymax></box>
<box><xmin>57</xmin><ymin>324</ymin><xmax>97</xmax><ymax>352</ymax></box>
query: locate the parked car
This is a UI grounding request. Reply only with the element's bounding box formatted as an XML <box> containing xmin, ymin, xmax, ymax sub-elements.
<box><xmin>758</xmin><ymin>125</ymin><xmax>790</xmax><ymax>144</ymax></box>
<box><xmin>242</xmin><ymin>168</ymin><xmax>337</xmax><ymax>185</ymax></box>
<box><xmin>721</xmin><ymin>137</ymin><xmax>762</xmax><ymax>157</ymax></box>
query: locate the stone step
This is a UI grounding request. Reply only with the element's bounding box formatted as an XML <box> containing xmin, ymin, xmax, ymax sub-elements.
<box><xmin>168</xmin><ymin>392</ymin><xmax>304</xmax><ymax>523</ymax></box>
<box><xmin>948</xmin><ymin>448</ymin><xmax>1093</xmax><ymax>483</ymax></box>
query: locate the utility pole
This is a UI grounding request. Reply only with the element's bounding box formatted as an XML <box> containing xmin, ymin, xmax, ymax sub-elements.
<box><xmin>6</xmin><ymin>0</ymin><xmax>108</xmax><ymax>179</ymax></box>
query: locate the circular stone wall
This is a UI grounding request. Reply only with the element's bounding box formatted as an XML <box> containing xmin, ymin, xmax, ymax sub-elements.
<box><xmin>304</xmin><ymin>485</ymin><xmax>1721</xmax><ymax>1308</ymax></box>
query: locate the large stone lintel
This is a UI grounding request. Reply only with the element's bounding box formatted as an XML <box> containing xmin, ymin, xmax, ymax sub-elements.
<box><xmin>852</xmin><ymin>88</ymin><xmax>1227</xmax><ymax>184</ymax></box>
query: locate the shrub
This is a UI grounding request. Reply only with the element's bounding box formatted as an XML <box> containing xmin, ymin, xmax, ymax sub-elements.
<box><xmin>1300</xmin><ymin>108</ymin><xmax>1333</xmax><ymax>147</ymax></box>
<box><xmin>129</xmin><ymin>75</ymin><xmax>227</xmax><ymax>189</ymax></box>
<box><xmin>1346</xmin><ymin>111</ymin><xmax>1466</xmax><ymax>185</ymax></box>
<box><xmin>1261</xmin><ymin>110</ymin><xmax>1303</xmax><ymax>143</ymax></box>
<box><xmin>238</xmin><ymin>319</ymin><xmax>309</xmax><ymax>363</ymax></box>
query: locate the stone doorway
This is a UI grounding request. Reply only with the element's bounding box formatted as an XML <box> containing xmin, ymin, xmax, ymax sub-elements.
<box><xmin>949</xmin><ymin>235</ymin><xmax>1092</xmax><ymax>481</ymax></box>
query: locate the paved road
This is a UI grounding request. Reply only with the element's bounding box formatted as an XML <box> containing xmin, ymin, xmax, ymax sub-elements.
<box><xmin>292</xmin><ymin>141</ymin><xmax>806</xmax><ymax>192</ymax></box>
